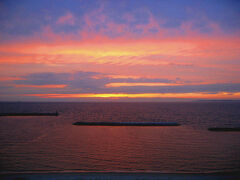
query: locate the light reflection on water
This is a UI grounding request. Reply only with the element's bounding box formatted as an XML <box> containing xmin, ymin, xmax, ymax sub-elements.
<box><xmin>0</xmin><ymin>102</ymin><xmax>240</xmax><ymax>173</ymax></box>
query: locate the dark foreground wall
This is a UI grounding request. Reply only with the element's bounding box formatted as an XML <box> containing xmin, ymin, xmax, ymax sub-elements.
<box><xmin>1</xmin><ymin>172</ymin><xmax>239</xmax><ymax>180</ymax></box>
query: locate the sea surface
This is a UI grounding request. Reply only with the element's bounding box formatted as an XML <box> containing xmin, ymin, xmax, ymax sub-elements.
<box><xmin>0</xmin><ymin>102</ymin><xmax>240</xmax><ymax>173</ymax></box>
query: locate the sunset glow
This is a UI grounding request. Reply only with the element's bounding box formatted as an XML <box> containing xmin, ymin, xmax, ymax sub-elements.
<box><xmin>27</xmin><ymin>92</ymin><xmax>240</xmax><ymax>99</ymax></box>
<box><xmin>0</xmin><ymin>0</ymin><xmax>240</xmax><ymax>101</ymax></box>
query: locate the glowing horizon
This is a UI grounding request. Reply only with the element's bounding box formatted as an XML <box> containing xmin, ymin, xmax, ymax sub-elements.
<box><xmin>26</xmin><ymin>92</ymin><xmax>240</xmax><ymax>100</ymax></box>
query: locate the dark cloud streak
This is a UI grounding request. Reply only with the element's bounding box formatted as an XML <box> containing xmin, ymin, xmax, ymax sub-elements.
<box><xmin>8</xmin><ymin>71</ymin><xmax>240</xmax><ymax>94</ymax></box>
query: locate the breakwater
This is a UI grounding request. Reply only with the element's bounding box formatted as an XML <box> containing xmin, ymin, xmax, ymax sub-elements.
<box><xmin>73</xmin><ymin>121</ymin><xmax>180</xmax><ymax>126</ymax></box>
<box><xmin>0</xmin><ymin>112</ymin><xmax>59</xmax><ymax>116</ymax></box>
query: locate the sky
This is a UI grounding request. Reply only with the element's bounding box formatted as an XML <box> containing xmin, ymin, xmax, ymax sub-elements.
<box><xmin>0</xmin><ymin>0</ymin><xmax>240</xmax><ymax>101</ymax></box>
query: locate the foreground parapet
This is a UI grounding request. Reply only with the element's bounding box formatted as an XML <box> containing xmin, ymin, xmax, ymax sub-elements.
<box><xmin>1</xmin><ymin>172</ymin><xmax>240</xmax><ymax>180</ymax></box>
<box><xmin>73</xmin><ymin>122</ymin><xmax>180</xmax><ymax>126</ymax></box>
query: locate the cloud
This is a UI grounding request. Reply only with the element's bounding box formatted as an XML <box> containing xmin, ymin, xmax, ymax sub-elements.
<box><xmin>0</xmin><ymin>77</ymin><xmax>24</xmax><ymax>81</ymax></box>
<box><xmin>56</xmin><ymin>12</ymin><xmax>75</xmax><ymax>25</ymax></box>
<box><xmin>12</xmin><ymin>71</ymin><xmax>173</xmax><ymax>92</ymax></box>
<box><xmin>1</xmin><ymin>34</ymin><xmax>239</xmax><ymax>64</ymax></box>
<box><xmin>105</xmin><ymin>82</ymin><xmax>183</xmax><ymax>87</ymax></box>
<box><xmin>15</xmin><ymin>84</ymin><xmax>67</xmax><ymax>88</ymax></box>
<box><xmin>1</xmin><ymin>70</ymin><xmax>240</xmax><ymax>100</ymax></box>
<box><xmin>3</xmin><ymin>71</ymin><xmax>240</xmax><ymax>95</ymax></box>
<box><xmin>14</xmin><ymin>72</ymin><xmax>71</xmax><ymax>85</ymax></box>
<box><xmin>0</xmin><ymin>33</ymin><xmax>239</xmax><ymax>86</ymax></box>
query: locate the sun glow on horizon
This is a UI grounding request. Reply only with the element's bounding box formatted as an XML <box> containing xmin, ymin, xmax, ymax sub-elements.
<box><xmin>25</xmin><ymin>92</ymin><xmax>240</xmax><ymax>99</ymax></box>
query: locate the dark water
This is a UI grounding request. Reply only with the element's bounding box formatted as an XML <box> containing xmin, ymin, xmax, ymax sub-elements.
<box><xmin>0</xmin><ymin>102</ymin><xmax>240</xmax><ymax>173</ymax></box>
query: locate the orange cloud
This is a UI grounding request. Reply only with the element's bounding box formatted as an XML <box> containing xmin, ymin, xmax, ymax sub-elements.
<box><xmin>0</xmin><ymin>35</ymin><xmax>239</xmax><ymax>64</ymax></box>
<box><xmin>106</xmin><ymin>75</ymin><xmax>142</xmax><ymax>79</ymax></box>
<box><xmin>105</xmin><ymin>82</ymin><xmax>183</xmax><ymax>87</ymax></box>
<box><xmin>0</xmin><ymin>29</ymin><xmax>239</xmax><ymax>84</ymax></box>
<box><xmin>26</xmin><ymin>92</ymin><xmax>240</xmax><ymax>99</ymax></box>
<box><xmin>15</xmin><ymin>84</ymin><xmax>67</xmax><ymax>88</ymax></box>
<box><xmin>0</xmin><ymin>77</ymin><xmax>25</xmax><ymax>81</ymax></box>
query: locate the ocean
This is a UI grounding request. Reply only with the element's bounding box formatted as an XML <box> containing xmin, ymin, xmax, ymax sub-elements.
<box><xmin>0</xmin><ymin>102</ymin><xmax>240</xmax><ymax>174</ymax></box>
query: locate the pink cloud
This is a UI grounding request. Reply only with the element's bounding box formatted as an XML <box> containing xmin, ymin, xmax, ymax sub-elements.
<box><xmin>56</xmin><ymin>12</ymin><xmax>75</xmax><ymax>25</ymax></box>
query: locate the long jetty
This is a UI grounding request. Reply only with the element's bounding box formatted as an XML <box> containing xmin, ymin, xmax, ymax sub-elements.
<box><xmin>0</xmin><ymin>112</ymin><xmax>59</xmax><ymax>116</ymax></box>
<box><xmin>73</xmin><ymin>122</ymin><xmax>180</xmax><ymax>126</ymax></box>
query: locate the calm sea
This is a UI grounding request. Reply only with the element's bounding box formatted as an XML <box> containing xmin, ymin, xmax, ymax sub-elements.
<box><xmin>0</xmin><ymin>102</ymin><xmax>240</xmax><ymax>173</ymax></box>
